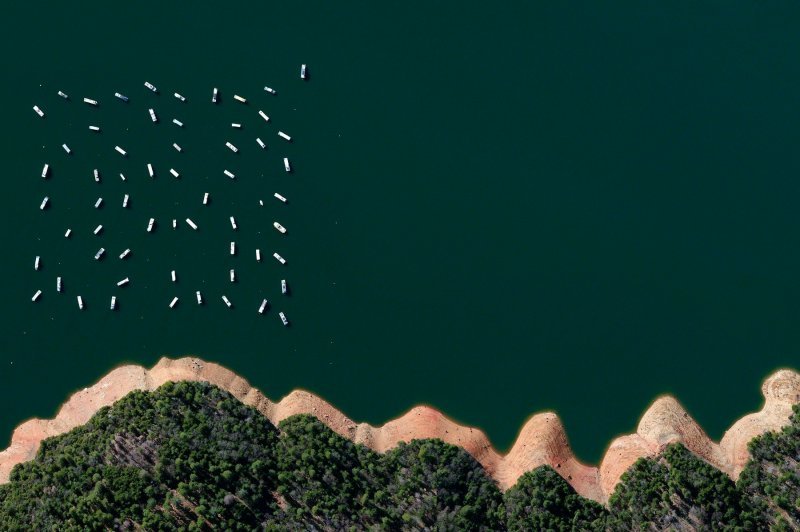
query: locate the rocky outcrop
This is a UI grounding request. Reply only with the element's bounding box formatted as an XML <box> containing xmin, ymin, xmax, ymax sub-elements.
<box><xmin>0</xmin><ymin>357</ymin><xmax>797</xmax><ymax>504</ymax></box>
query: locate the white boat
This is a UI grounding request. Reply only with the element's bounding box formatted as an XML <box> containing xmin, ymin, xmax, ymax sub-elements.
<box><xmin>169</xmin><ymin>296</ymin><xmax>179</xmax><ymax>308</ymax></box>
<box><xmin>83</xmin><ymin>97</ymin><xmax>98</xmax><ymax>106</ymax></box>
<box><xmin>230</xmin><ymin>269</ymin><xmax>235</xmax><ymax>282</ymax></box>
<box><xmin>300</xmin><ymin>64</ymin><xmax>307</xmax><ymax>80</ymax></box>
<box><xmin>117</xmin><ymin>277</ymin><xmax>129</xmax><ymax>287</ymax></box>
<box><xmin>62</xmin><ymin>144</ymin><xmax>71</xmax><ymax>154</ymax></box>
<box><xmin>115</xmin><ymin>146</ymin><xmax>127</xmax><ymax>156</ymax></box>
<box><xmin>283</xmin><ymin>158</ymin><xmax>291</xmax><ymax>172</ymax></box>
<box><xmin>33</xmin><ymin>105</ymin><xmax>45</xmax><ymax>118</ymax></box>
<box><xmin>64</xmin><ymin>229</ymin><xmax>72</xmax><ymax>238</ymax></box>
<box><xmin>229</xmin><ymin>216</ymin><xmax>237</xmax><ymax>230</ymax></box>
<box><xmin>115</xmin><ymin>92</ymin><xmax>129</xmax><ymax>102</ymax></box>
<box><xmin>57</xmin><ymin>276</ymin><xmax>62</xmax><ymax>292</ymax></box>
<box><xmin>94</xmin><ymin>198</ymin><xmax>103</xmax><ymax>209</ymax></box>
<box><xmin>232</xmin><ymin>123</ymin><xmax>242</xmax><ymax>128</ymax></box>
<box><xmin>226</xmin><ymin>142</ymin><xmax>238</xmax><ymax>153</ymax></box>
<box><xmin>144</xmin><ymin>81</ymin><xmax>158</xmax><ymax>93</ymax></box>
<box><xmin>122</xmin><ymin>194</ymin><xmax>129</xmax><ymax>208</ymax></box>
<box><xmin>77</xmin><ymin>296</ymin><xmax>84</xmax><ymax>310</ymax></box>
<box><xmin>169</xmin><ymin>168</ymin><xmax>179</xmax><ymax>178</ymax></box>
<box><xmin>94</xmin><ymin>248</ymin><xmax>105</xmax><ymax>260</ymax></box>
<box><xmin>258</xmin><ymin>299</ymin><xmax>268</xmax><ymax>314</ymax></box>
<box><xmin>256</xmin><ymin>138</ymin><xmax>266</xmax><ymax>149</ymax></box>
<box><xmin>273</xmin><ymin>252</ymin><xmax>286</xmax><ymax>265</ymax></box>
<box><xmin>233</xmin><ymin>95</ymin><xmax>246</xmax><ymax>103</ymax></box>
<box><xmin>93</xmin><ymin>169</ymin><xmax>100</xmax><ymax>182</ymax></box>
<box><xmin>259</xmin><ymin>200</ymin><xmax>264</xmax><ymax>206</ymax></box>
<box><xmin>93</xmin><ymin>224</ymin><xmax>103</xmax><ymax>235</ymax></box>
<box><xmin>222</xmin><ymin>295</ymin><xmax>232</xmax><ymax>308</ymax></box>
<box><xmin>58</xmin><ymin>91</ymin><xmax>69</xmax><ymax>99</ymax></box>
<box><xmin>172</xmin><ymin>118</ymin><xmax>184</xmax><ymax>127</ymax></box>
<box><xmin>278</xmin><ymin>131</ymin><xmax>292</xmax><ymax>142</ymax></box>
<box><xmin>279</xmin><ymin>311</ymin><xmax>289</xmax><ymax>326</ymax></box>
<box><xmin>172</xmin><ymin>219</ymin><xmax>177</xmax><ymax>229</ymax></box>
<box><xmin>147</xmin><ymin>163</ymin><xmax>154</xmax><ymax>178</ymax></box>
<box><xmin>212</xmin><ymin>87</ymin><xmax>218</xmax><ymax>103</ymax></box>
<box><xmin>39</xmin><ymin>196</ymin><xmax>49</xmax><ymax>210</ymax></box>
<box><xmin>258</xmin><ymin>110</ymin><xmax>270</xmax><ymax>122</ymax></box>
<box><xmin>224</xmin><ymin>169</ymin><xmax>235</xmax><ymax>179</ymax></box>
<box><xmin>273</xmin><ymin>222</ymin><xmax>286</xmax><ymax>234</ymax></box>
<box><xmin>196</xmin><ymin>291</ymin><xmax>203</xmax><ymax>305</ymax></box>
<box><xmin>89</xmin><ymin>125</ymin><xmax>100</xmax><ymax>131</ymax></box>
<box><xmin>119</xmin><ymin>173</ymin><xmax>126</xmax><ymax>181</ymax></box>
<box><xmin>185</xmin><ymin>218</ymin><xmax>198</xmax><ymax>230</ymax></box>
<box><xmin>174</xmin><ymin>92</ymin><xmax>186</xmax><ymax>102</ymax></box>
<box><xmin>110</xmin><ymin>296</ymin><xmax>117</xmax><ymax>310</ymax></box>
<box><xmin>147</xmin><ymin>218</ymin><xmax>155</xmax><ymax>232</ymax></box>
<box><xmin>149</xmin><ymin>108</ymin><xmax>157</xmax><ymax>122</ymax></box>
<box><xmin>256</xmin><ymin>249</ymin><xmax>261</xmax><ymax>261</ymax></box>
<box><xmin>171</xmin><ymin>270</ymin><xmax>177</xmax><ymax>282</ymax></box>
<box><xmin>274</xmin><ymin>192</ymin><xmax>287</xmax><ymax>203</ymax></box>
<box><xmin>264</xmin><ymin>86</ymin><xmax>276</xmax><ymax>94</ymax></box>
<box><xmin>173</xmin><ymin>142</ymin><xmax>182</xmax><ymax>152</ymax></box>
<box><xmin>41</xmin><ymin>164</ymin><xmax>49</xmax><ymax>178</ymax></box>
<box><xmin>119</xmin><ymin>249</ymin><xmax>130</xmax><ymax>259</ymax></box>
<box><xmin>203</xmin><ymin>192</ymin><xmax>209</xmax><ymax>205</ymax></box>
<box><xmin>281</xmin><ymin>279</ymin><xmax>287</xmax><ymax>294</ymax></box>
<box><xmin>230</xmin><ymin>241</ymin><xmax>236</xmax><ymax>255</ymax></box>
<box><xmin>32</xmin><ymin>290</ymin><xmax>42</xmax><ymax>302</ymax></box>
<box><xmin>34</xmin><ymin>256</ymin><xmax>40</xmax><ymax>270</ymax></box>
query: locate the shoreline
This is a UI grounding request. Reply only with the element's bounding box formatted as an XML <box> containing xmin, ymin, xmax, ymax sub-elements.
<box><xmin>0</xmin><ymin>356</ymin><xmax>797</xmax><ymax>504</ymax></box>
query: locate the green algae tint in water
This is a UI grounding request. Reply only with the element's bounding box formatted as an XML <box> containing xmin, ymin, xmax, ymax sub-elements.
<box><xmin>1</xmin><ymin>1</ymin><xmax>799</xmax><ymax>464</ymax></box>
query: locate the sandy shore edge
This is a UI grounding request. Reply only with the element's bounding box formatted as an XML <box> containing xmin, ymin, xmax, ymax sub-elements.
<box><xmin>0</xmin><ymin>357</ymin><xmax>797</xmax><ymax>504</ymax></box>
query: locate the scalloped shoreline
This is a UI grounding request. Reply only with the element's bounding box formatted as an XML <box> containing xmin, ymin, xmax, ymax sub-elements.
<box><xmin>0</xmin><ymin>357</ymin><xmax>797</xmax><ymax>504</ymax></box>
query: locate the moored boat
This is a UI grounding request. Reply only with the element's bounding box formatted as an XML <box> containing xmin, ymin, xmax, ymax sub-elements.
<box><xmin>212</xmin><ymin>87</ymin><xmax>218</xmax><ymax>103</ymax></box>
<box><xmin>147</xmin><ymin>218</ymin><xmax>155</xmax><ymax>232</ymax></box>
<box><xmin>115</xmin><ymin>92</ymin><xmax>129</xmax><ymax>102</ymax></box>
<box><xmin>226</xmin><ymin>141</ymin><xmax>238</xmax><ymax>153</ymax></box>
<box><xmin>115</xmin><ymin>146</ymin><xmax>127</xmax><ymax>156</ymax></box>
<box><xmin>274</xmin><ymin>192</ymin><xmax>287</xmax><ymax>203</ymax></box>
<box><xmin>281</xmin><ymin>279</ymin><xmax>287</xmax><ymax>294</ymax></box>
<box><xmin>283</xmin><ymin>158</ymin><xmax>291</xmax><ymax>172</ymax></box>
<box><xmin>273</xmin><ymin>222</ymin><xmax>286</xmax><ymax>234</ymax></box>
<box><xmin>174</xmin><ymin>92</ymin><xmax>186</xmax><ymax>102</ymax></box>
<box><xmin>33</xmin><ymin>105</ymin><xmax>45</xmax><ymax>118</ymax></box>
<box><xmin>300</xmin><ymin>64</ymin><xmax>307</xmax><ymax>80</ymax></box>
<box><xmin>110</xmin><ymin>296</ymin><xmax>117</xmax><ymax>310</ymax></box>
<box><xmin>223</xmin><ymin>169</ymin><xmax>235</xmax><ymax>179</ymax></box>
<box><xmin>40</xmin><ymin>196</ymin><xmax>49</xmax><ymax>210</ymax></box>
<box><xmin>233</xmin><ymin>95</ymin><xmax>246</xmax><ymax>103</ymax></box>
<box><xmin>94</xmin><ymin>248</ymin><xmax>105</xmax><ymax>260</ymax></box>
<box><xmin>149</xmin><ymin>108</ymin><xmax>157</xmax><ymax>122</ymax></box>
<box><xmin>256</xmin><ymin>138</ymin><xmax>266</xmax><ymax>149</ymax></box>
<box><xmin>119</xmin><ymin>249</ymin><xmax>131</xmax><ymax>259</ymax></box>
<box><xmin>186</xmin><ymin>218</ymin><xmax>198</xmax><ymax>230</ymax></box>
<box><xmin>144</xmin><ymin>81</ymin><xmax>158</xmax><ymax>93</ymax></box>
<box><xmin>258</xmin><ymin>110</ymin><xmax>270</xmax><ymax>122</ymax></box>
<box><xmin>222</xmin><ymin>295</ymin><xmax>232</xmax><ymax>308</ymax></box>
<box><xmin>278</xmin><ymin>131</ymin><xmax>291</xmax><ymax>142</ymax></box>
<box><xmin>258</xmin><ymin>299</ymin><xmax>269</xmax><ymax>314</ymax></box>
<box><xmin>273</xmin><ymin>252</ymin><xmax>286</xmax><ymax>265</ymax></box>
<box><xmin>169</xmin><ymin>296</ymin><xmax>179</xmax><ymax>308</ymax></box>
<box><xmin>279</xmin><ymin>311</ymin><xmax>289</xmax><ymax>326</ymax></box>
<box><xmin>83</xmin><ymin>97</ymin><xmax>98</xmax><ymax>106</ymax></box>
<box><xmin>32</xmin><ymin>290</ymin><xmax>42</xmax><ymax>302</ymax></box>
<box><xmin>230</xmin><ymin>216</ymin><xmax>237</xmax><ymax>230</ymax></box>
<box><xmin>41</xmin><ymin>164</ymin><xmax>49</xmax><ymax>178</ymax></box>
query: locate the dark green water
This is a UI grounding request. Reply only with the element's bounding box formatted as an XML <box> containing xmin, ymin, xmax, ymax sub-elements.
<box><xmin>2</xmin><ymin>1</ymin><xmax>799</xmax><ymax>463</ymax></box>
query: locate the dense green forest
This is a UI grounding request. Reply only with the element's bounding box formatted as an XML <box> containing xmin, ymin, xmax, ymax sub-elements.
<box><xmin>0</xmin><ymin>381</ymin><xmax>796</xmax><ymax>530</ymax></box>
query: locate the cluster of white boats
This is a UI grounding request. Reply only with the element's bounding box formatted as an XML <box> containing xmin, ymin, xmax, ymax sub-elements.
<box><xmin>30</xmin><ymin>66</ymin><xmax>310</xmax><ymax>327</ymax></box>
